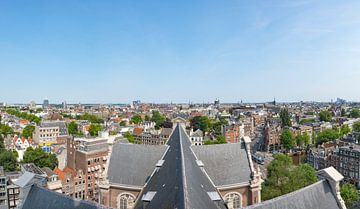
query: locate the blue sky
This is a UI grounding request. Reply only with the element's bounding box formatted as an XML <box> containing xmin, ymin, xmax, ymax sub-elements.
<box><xmin>1</xmin><ymin>0</ymin><xmax>360</xmax><ymax>104</ymax></box>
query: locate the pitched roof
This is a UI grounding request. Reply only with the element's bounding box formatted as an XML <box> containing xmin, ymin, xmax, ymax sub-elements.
<box><xmin>244</xmin><ymin>180</ymin><xmax>341</xmax><ymax>209</ymax></box>
<box><xmin>15</xmin><ymin>172</ymin><xmax>36</xmax><ymax>187</ymax></box>
<box><xmin>191</xmin><ymin>142</ymin><xmax>252</xmax><ymax>187</ymax></box>
<box><xmin>191</xmin><ymin>129</ymin><xmax>203</xmax><ymax>137</ymax></box>
<box><xmin>134</xmin><ymin>124</ymin><xmax>227</xmax><ymax>209</ymax></box>
<box><xmin>21</xmin><ymin>184</ymin><xmax>110</xmax><ymax>209</ymax></box>
<box><xmin>107</xmin><ymin>143</ymin><xmax>167</xmax><ymax>187</ymax></box>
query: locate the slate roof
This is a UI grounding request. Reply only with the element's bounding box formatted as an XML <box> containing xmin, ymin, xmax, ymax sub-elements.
<box><xmin>134</xmin><ymin>124</ymin><xmax>227</xmax><ymax>209</ymax></box>
<box><xmin>15</xmin><ymin>172</ymin><xmax>36</xmax><ymax>188</ymax></box>
<box><xmin>191</xmin><ymin>142</ymin><xmax>252</xmax><ymax>187</ymax></box>
<box><xmin>21</xmin><ymin>184</ymin><xmax>110</xmax><ymax>209</ymax></box>
<box><xmin>107</xmin><ymin>142</ymin><xmax>167</xmax><ymax>186</ymax></box>
<box><xmin>244</xmin><ymin>180</ymin><xmax>341</xmax><ymax>209</ymax></box>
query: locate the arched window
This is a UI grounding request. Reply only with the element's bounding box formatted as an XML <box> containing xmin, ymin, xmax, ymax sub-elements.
<box><xmin>224</xmin><ymin>192</ymin><xmax>242</xmax><ymax>209</ymax></box>
<box><xmin>117</xmin><ymin>193</ymin><xmax>135</xmax><ymax>209</ymax></box>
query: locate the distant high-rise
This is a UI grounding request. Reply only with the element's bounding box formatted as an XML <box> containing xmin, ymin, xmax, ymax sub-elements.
<box><xmin>43</xmin><ymin>99</ymin><xmax>49</xmax><ymax>109</ymax></box>
<box><xmin>62</xmin><ymin>101</ymin><xmax>67</xmax><ymax>109</ymax></box>
<box><xmin>214</xmin><ymin>98</ymin><xmax>220</xmax><ymax>106</ymax></box>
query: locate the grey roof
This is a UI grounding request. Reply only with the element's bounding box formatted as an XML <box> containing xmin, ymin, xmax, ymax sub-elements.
<box><xmin>160</xmin><ymin>128</ymin><xmax>172</xmax><ymax>137</ymax></box>
<box><xmin>191</xmin><ymin>129</ymin><xmax>203</xmax><ymax>137</ymax></box>
<box><xmin>244</xmin><ymin>180</ymin><xmax>341</xmax><ymax>209</ymax></box>
<box><xmin>41</xmin><ymin>121</ymin><xmax>68</xmax><ymax>136</ymax></box>
<box><xmin>14</xmin><ymin>172</ymin><xmax>36</xmax><ymax>187</ymax></box>
<box><xmin>107</xmin><ymin>143</ymin><xmax>167</xmax><ymax>186</ymax></box>
<box><xmin>21</xmin><ymin>184</ymin><xmax>110</xmax><ymax>209</ymax></box>
<box><xmin>134</xmin><ymin>124</ymin><xmax>227</xmax><ymax>209</ymax></box>
<box><xmin>191</xmin><ymin>142</ymin><xmax>252</xmax><ymax>186</ymax></box>
<box><xmin>41</xmin><ymin>167</ymin><xmax>57</xmax><ymax>177</ymax></box>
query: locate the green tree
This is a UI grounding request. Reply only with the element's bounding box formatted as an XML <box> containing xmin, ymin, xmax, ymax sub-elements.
<box><xmin>23</xmin><ymin>147</ymin><xmax>58</xmax><ymax>170</ymax></box>
<box><xmin>22</xmin><ymin>125</ymin><xmax>35</xmax><ymax>139</ymax></box>
<box><xmin>211</xmin><ymin>119</ymin><xmax>228</xmax><ymax>137</ymax></box>
<box><xmin>88</xmin><ymin>124</ymin><xmax>102</xmax><ymax>136</ymax></box>
<box><xmin>0</xmin><ymin>150</ymin><xmax>18</xmax><ymax>171</ymax></box>
<box><xmin>119</xmin><ymin>121</ymin><xmax>127</xmax><ymax>126</ymax></box>
<box><xmin>353</xmin><ymin>121</ymin><xmax>360</xmax><ymax>133</ymax></box>
<box><xmin>130</xmin><ymin>115</ymin><xmax>143</xmax><ymax>125</ymax></box>
<box><xmin>76</xmin><ymin>113</ymin><xmax>104</xmax><ymax>124</ymax></box>
<box><xmin>280</xmin><ymin>108</ymin><xmax>292</xmax><ymax>127</ymax></box>
<box><xmin>341</xmin><ymin>108</ymin><xmax>347</xmax><ymax>117</ymax></box>
<box><xmin>319</xmin><ymin>110</ymin><xmax>332</xmax><ymax>122</ymax></box>
<box><xmin>280</xmin><ymin>129</ymin><xmax>295</xmax><ymax>150</ymax></box>
<box><xmin>295</xmin><ymin>132</ymin><xmax>310</xmax><ymax>147</ymax></box>
<box><xmin>123</xmin><ymin>131</ymin><xmax>135</xmax><ymax>143</ymax></box>
<box><xmin>341</xmin><ymin>183</ymin><xmax>360</xmax><ymax>208</ymax></box>
<box><xmin>144</xmin><ymin>115</ymin><xmax>151</xmax><ymax>121</ymax></box>
<box><xmin>350</xmin><ymin>108</ymin><xmax>360</xmax><ymax>118</ymax></box>
<box><xmin>316</xmin><ymin>128</ymin><xmax>340</xmax><ymax>145</ymax></box>
<box><xmin>262</xmin><ymin>154</ymin><xmax>317</xmax><ymax>201</ymax></box>
<box><xmin>191</xmin><ymin>116</ymin><xmax>211</xmax><ymax>133</ymax></box>
<box><xmin>340</xmin><ymin>125</ymin><xmax>351</xmax><ymax>136</ymax></box>
<box><xmin>0</xmin><ymin>124</ymin><xmax>14</xmax><ymax>137</ymax></box>
<box><xmin>67</xmin><ymin>121</ymin><xmax>79</xmax><ymax>135</ymax></box>
<box><xmin>151</xmin><ymin>111</ymin><xmax>166</xmax><ymax>130</ymax></box>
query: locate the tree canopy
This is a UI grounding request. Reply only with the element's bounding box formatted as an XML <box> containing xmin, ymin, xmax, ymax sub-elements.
<box><xmin>88</xmin><ymin>124</ymin><xmax>102</xmax><ymax>136</ymax></box>
<box><xmin>341</xmin><ymin>183</ymin><xmax>360</xmax><ymax>208</ymax></box>
<box><xmin>123</xmin><ymin>131</ymin><xmax>135</xmax><ymax>143</ymax></box>
<box><xmin>262</xmin><ymin>154</ymin><xmax>318</xmax><ymax>201</ymax></box>
<box><xmin>280</xmin><ymin>128</ymin><xmax>295</xmax><ymax>150</ymax></box>
<box><xmin>204</xmin><ymin>135</ymin><xmax>227</xmax><ymax>145</ymax></box>
<box><xmin>353</xmin><ymin>121</ymin><xmax>360</xmax><ymax>133</ymax></box>
<box><xmin>130</xmin><ymin>114</ymin><xmax>143</xmax><ymax>125</ymax></box>
<box><xmin>67</xmin><ymin>121</ymin><xmax>83</xmax><ymax>136</ymax></box>
<box><xmin>350</xmin><ymin>108</ymin><xmax>360</xmax><ymax>118</ymax></box>
<box><xmin>23</xmin><ymin>147</ymin><xmax>58</xmax><ymax>170</ymax></box>
<box><xmin>22</xmin><ymin>125</ymin><xmax>35</xmax><ymax>139</ymax></box>
<box><xmin>316</xmin><ymin>128</ymin><xmax>340</xmax><ymax>145</ymax></box>
<box><xmin>0</xmin><ymin>134</ymin><xmax>18</xmax><ymax>171</ymax></box>
<box><xmin>6</xmin><ymin>109</ymin><xmax>41</xmax><ymax>124</ymax></box>
<box><xmin>191</xmin><ymin>116</ymin><xmax>211</xmax><ymax>133</ymax></box>
<box><xmin>76</xmin><ymin>113</ymin><xmax>104</xmax><ymax>124</ymax></box>
<box><xmin>295</xmin><ymin>132</ymin><xmax>310</xmax><ymax>147</ymax></box>
<box><xmin>151</xmin><ymin>111</ymin><xmax>166</xmax><ymax>130</ymax></box>
<box><xmin>280</xmin><ymin>108</ymin><xmax>292</xmax><ymax>127</ymax></box>
<box><xmin>319</xmin><ymin>110</ymin><xmax>332</xmax><ymax>122</ymax></box>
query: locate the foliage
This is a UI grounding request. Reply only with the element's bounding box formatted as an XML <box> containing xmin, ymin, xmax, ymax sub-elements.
<box><xmin>204</xmin><ymin>135</ymin><xmax>227</xmax><ymax>145</ymax></box>
<box><xmin>295</xmin><ymin>132</ymin><xmax>310</xmax><ymax>147</ymax></box>
<box><xmin>119</xmin><ymin>121</ymin><xmax>127</xmax><ymax>126</ymax></box>
<box><xmin>23</xmin><ymin>147</ymin><xmax>58</xmax><ymax>170</ymax></box>
<box><xmin>341</xmin><ymin>108</ymin><xmax>347</xmax><ymax>117</ymax></box>
<box><xmin>162</xmin><ymin>118</ymin><xmax>173</xmax><ymax>128</ymax></box>
<box><xmin>341</xmin><ymin>183</ymin><xmax>360</xmax><ymax>208</ymax></box>
<box><xmin>0</xmin><ymin>150</ymin><xmax>18</xmax><ymax>171</ymax></box>
<box><xmin>191</xmin><ymin>116</ymin><xmax>211</xmax><ymax>133</ymax></box>
<box><xmin>340</xmin><ymin>125</ymin><xmax>351</xmax><ymax>136</ymax></box>
<box><xmin>151</xmin><ymin>111</ymin><xmax>166</xmax><ymax>130</ymax></box>
<box><xmin>130</xmin><ymin>114</ymin><xmax>143</xmax><ymax>125</ymax></box>
<box><xmin>280</xmin><ymin>108</ymin><xmax>292</xmax><ymax>127</ymax></box>
<box><xmin>123</xmin><ymin>131</ymin><xmax>135</xmax><ymax>143</ymax></box>
<box><xmin>88</xmin><ymin>124</ymin><xmax>102</xmax><ymax>136</ymax></box>
<box><xmin>6</xmin><ymin>109</ymin><xmax>41</xmax><ymax>124</ymax></box>
<box><xmin>0</xmin><ymin>124</ymin><xmax>14</xmax><ymax>137</ymax></box>
<box><xmin>316</xmin><ymin>128</ymin><xmax>340</xmax><ymax>145</ymax></box>
<box><xmin>144</xmin><ymin>115</ymin><xmax>151</xmax><ymax>121</ymax></box>
<box><xmin>67</xmin><ymin>121</ymin><xmax>80</xmax><ymax>136</ymax></box>
<box><xmin>299</xmin><ymin>118</ymin><xmax>315</xmax><ymax>124</ymax></box>
<box><xmin>353</xmin><ymin>121</ymin><xmax>360</xmax><ymax>133</ymax></box>
<box><xmin>211</xmin><ymin>119</ymin><xmax>228</xmax><ymax>137</ymax></box>
<box><xmin>319</xmin><ymin>110</ymin><xmax>332</xmax><ymax>122</ymax></box>
<box><xmin>350</xmin><ymin>108</ymin><xmax>360</xmax><ymax>118</ymax></box>
<box><xmin>22</xmin><ymin>125</ymin><xmax>35</xmax><ymax>139</ymax></box>
<box><xmin>280</xmin><ymin>128</ymin><xmax>295</xmax><ymax>150</ymax></box>
<box><xmin>262</xmin><ymin>154</ymin><xmax>318</xmax><ymax>201</ymax></box>
<box><xmin>76</xmin><ymin>113</ymin><xmax>104</xmax><ymax>124</ymax></box>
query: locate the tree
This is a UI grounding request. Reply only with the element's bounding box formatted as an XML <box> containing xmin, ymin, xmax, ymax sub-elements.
<box><xmin>88</xmin><ymin>124</ymin><xmax>102</xmax><ymax>136</ymax></box>
<box><xmin>280</xmin><ymin>129</ymin><xmax>295</xmax><ymax>150</ymax></box>
<box><xmin>262</xmin><ymin>154</ymin><xmax>317</xmax><ymax>201</ymax></box>
<box><xmin>204</xmin><ymin>136</ymin><xmax>227</xmax><ymax>145</ymax></box>
<box><xmin>0</xmin><ymin>150</ymin><xmax>18</xmax><ymax>171</ymax></box>
<box><xmin>119</xmin><ymin>121</ymin><xmax>127</xmax><ymax>126</ymax></box>
<box><xmin>280</xmin><ymin>108</ymin><xmax>292</xmax><ymax>127</ymax></box>
<box><xmin>76</xmin><ymin>113</ymin><xmax>104</xmax><ymax>124</ymax></box>
<box><xmin>67</xmin><ymin>121</ymin><xmax>79</xmax><ymax>135</ymax></box>
<box><xmin>319</xmin><ymin>110</ymin><xmax>332</xmax><ymax>122</ymax></box>
<box><xmin>22</xmin><ymin>125</ymin><xmax>35</xmax><ymax>139</ymax></box>
<box><xmin>295</xmin><ymin>132</ymin><xmax>310</xmax><ymax>147</ymax></box>
<box><xmin>341</xmin><ymin>183</ymin><xmax>360</xmax><ymax>208</ymax></box>
<box><xmin>316</xmin><ymin>128</ymin><xmax>340</xmax><ymax>145</ymax></box>
<box><xmin>123</xmin><ymin>131</ymin><xmax>135</xmax><ymax>143</ymax></box>
<box><xmin>144</xmin><ymin>115</ymin><xmax>151</xmax><ymax>121</ymax></box>
<box><xmin>191</xmin><ymin>116</ymin><xmax>211</xmax><ymax>133</ymax></box>
<box><xmin>151</xmin><ymin>111</ymin><xmax>166</xmax><ymax>130</ymax></box>
<box><xmin>340</xmin><ymin>125</ymin><xmax>351</xmax><ymax>136</ymax></box>
<box><xmin>23</xmin><ymin>147</ymin><xmax>58</xmax><ymax>170</ymax></box>
<box><xmin>130</xmin><ymin>115</ymin><xmax>143</xmax><ymax>125</ymax></box>
<box><xmin>350</xmin><ymin>108</ymin><xmax>360</xmax><ymax>118</ymax></box>
<box><xmin>353</xmin><ymin>121</ymin><xmax>360</xmax><ymax>133</ymax></box>
<box><xmin>0</xmin><ymin>124</ymin><xmax>14</xmax><ymax>137</ymax></box>
<box><xmin>341</xmin><ymin>108</ymin><xmax>347</xmax><ymax>117</ymax></box>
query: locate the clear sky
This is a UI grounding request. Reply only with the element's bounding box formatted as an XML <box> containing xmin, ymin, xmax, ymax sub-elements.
<box><xmin>1</xmin><ymin>0</ymin><xmax>360</xmax><ymax>104</ymax></box>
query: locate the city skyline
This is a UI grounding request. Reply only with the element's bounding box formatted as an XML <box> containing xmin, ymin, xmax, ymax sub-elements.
<box><xmin>1</xmin><ymin>0</ymin><xmax>360</xmax><ymax>103</ymax></box>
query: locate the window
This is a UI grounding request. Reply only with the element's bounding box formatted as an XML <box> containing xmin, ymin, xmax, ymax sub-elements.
<box><xmin>117</xmin><ymin>193</ymin><xmax>135</xmax><ymax>209</ymax></box>
<box><xmin>224</xmin><ymin>192</ymin><xmax>242</xmax><ymax>209</ymax></box>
